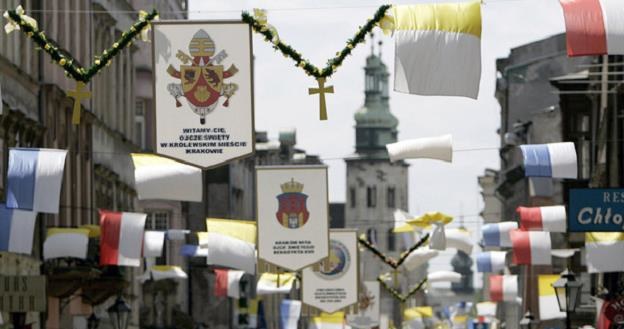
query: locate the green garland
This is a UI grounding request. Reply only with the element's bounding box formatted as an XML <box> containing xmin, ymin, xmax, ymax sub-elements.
<box><xmin>241</xmin><ymin>5</ymin><xmax>391</xmax><ymax>78</ymax></box>
<box><xmin>378</xmin><ymin>276</ymin><xmax>427</xmax><ymax>303</ymax></box>
<box><xmin>5</xmin><ymin>9</ymin><xmax>158</xmax><ymax>83</ymax></box>
<box><xmin>358</xmin><ymin>233</ymin><xmax>429</xmax><ymax>269</ymax></box>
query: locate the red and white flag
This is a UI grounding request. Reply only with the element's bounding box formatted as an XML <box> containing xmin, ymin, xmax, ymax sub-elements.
<box><xmin>100</xmin><ymin>210</ymin><xmax>146</xmax><ymax>267</ymax></box>
<box><xmin>215</xmin><ymin>269</ymin><xmax>246</xmax><ymax>298</ymax></box>
<box><xmin>560</xmin><ymin>0</ymin><xmax>624</xmax><ymax>56</ymax></box>
<box><xmin>517</xmin><ymin>206</ymin><xmax>567</xmax><ymax>232</ymax></box>
<box><xmin>510</xmin><ymin>230</ymin><xmax>551</xmax><ymax>265</ymax></box>
<box><xmin>489</xmin><ymin>275</ymin><xmax>518</xmax><ymax>302</ymax></box>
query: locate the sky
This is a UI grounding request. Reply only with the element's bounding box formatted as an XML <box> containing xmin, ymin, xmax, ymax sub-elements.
<box><xmin>188</xmin><ymin>0</ymin><xmax>566</xmax><ymax>275</ymax></box>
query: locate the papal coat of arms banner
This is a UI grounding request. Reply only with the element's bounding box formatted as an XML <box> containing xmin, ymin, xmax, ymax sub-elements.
<box><xmin>256</xmin><ymin>166</ymin><xmax>329</xmax><ymax>271</ymax></box>
<box><xmin>152</xmin><ymin>21</ymin><xmax>254</xmax><ymax>168</ymax></box>
<box><xmin>302</xmin><ymin>230</ymin><xmax>358</xmax><ymax>313</ymax></box>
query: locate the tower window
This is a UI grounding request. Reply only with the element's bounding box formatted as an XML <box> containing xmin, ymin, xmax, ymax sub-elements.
<box><xmin>349</xmin><ymin>187</ymin><xmax>356</xmax><ymax>208</ymax></box>
<box><xmin>367</xmin><ymin>186</ymin><xmax>377</xmax><ymax>208</ymax></box>
<box><xmin>366</xmin><ymin>228</ymin><xmax>378</xmax><ymax>245</ymax></box>
<box><xmin>387</xmin><ymin>228</ymin><xmax>395</xmax><ymax>251</ymax></box>
<box><xmin>387</xmin><ymin>187</ymin><xmax>396</xmax><ymax>208</ymax></box>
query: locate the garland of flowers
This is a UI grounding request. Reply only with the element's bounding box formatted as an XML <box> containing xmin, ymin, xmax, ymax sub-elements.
<box><xmin>358</xmin><ymin>233</ymin><xmax>429</xmax><ymax>269</ymax></box>
<box><xmin>4</xmin><ymin>7</ymin><xmax>158</xmax><ymax>83</ymax></box>
<box><xmin>241</xmin><ymin>5</ymin><xmax>392</xmax><ymax>78</ymax></box>
<box><xmin>378</xmin><ymin>276</ymin><xmax>428</xmax><ymax>303</ymax></box>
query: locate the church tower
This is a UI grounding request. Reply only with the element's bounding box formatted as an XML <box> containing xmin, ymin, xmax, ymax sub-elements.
<box><xmin>345</xmin><ymin>39</ymin><xmax>410</xmax><ymax>323</ymax></box>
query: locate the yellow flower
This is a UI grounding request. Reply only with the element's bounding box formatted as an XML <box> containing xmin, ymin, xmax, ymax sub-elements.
<box><xmin>138</xmin><ymin>10</ymin><xmax>157</xmax><ymax>42</ymax></box>
<box><xmin>59</xmin><ymin>58</ymin><xmax>67</xmax><ymax>66</ymax></box>
<box><xmin>253</xmin><ymin>8</ymin><xmax>268</xmax><ymax>25</ymax></box>
<box><xmin>3</xmin><ymin>5</ymin><xmax>36</xmax><ymax>34</ymax></box>
<box><xmin>378</xmin><ymin>14</ymin><xmax>395</xmax><ymax>36</ymax></box>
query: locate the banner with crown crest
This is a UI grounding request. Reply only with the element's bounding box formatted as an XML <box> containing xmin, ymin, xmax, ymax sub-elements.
<box><xmin>256</xmin><ymin>166</ymin><xmax>329</xmax><ymax>271</ymax></box>
<box><xmin>151</xmin><ymin>21</ymin><xmax>255</xmax><ymax>169</ymax></box>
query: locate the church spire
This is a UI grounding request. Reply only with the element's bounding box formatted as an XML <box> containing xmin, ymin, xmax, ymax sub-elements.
<box><xmin>353</xmin><ymin>35</ymin><xmax>398</xmax><ymax>159</ymax></box>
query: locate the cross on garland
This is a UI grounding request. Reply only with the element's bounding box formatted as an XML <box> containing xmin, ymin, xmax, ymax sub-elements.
<box><xmin>242</xmin><ymin>5</ymin><xmax>392</xmax><ymax>120</ymax></box>
<box><xmin>67</xmin><ymin>82</ymin><xmax>91</xmax><ymax>124</ymax></box>
<box><xmin>308</xmin><ymin>78</ymin><xmax>334</xmax><ymax>120</ymax></box>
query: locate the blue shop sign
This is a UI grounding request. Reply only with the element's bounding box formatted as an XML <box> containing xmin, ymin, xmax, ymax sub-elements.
<box><xmin>569</xmin><ymin>189</ymin><xmax>624</xmax><ymax>232</ymax></box>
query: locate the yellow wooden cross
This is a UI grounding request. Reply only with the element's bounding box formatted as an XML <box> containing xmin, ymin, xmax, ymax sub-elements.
<box><xmin>67</xmin><ymin>81</ymin><xmax>91</xmax><ymax>125</ymax></box>
<box><xmin>308</xmin><ymin>77</ymin><xmax>334</xmax><ymax>120</ymax></box>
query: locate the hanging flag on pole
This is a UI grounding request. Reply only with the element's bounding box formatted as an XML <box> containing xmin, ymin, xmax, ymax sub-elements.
<box><xmin>446</xmin><ymin>228</ymin><xmax>473</xmax><ymax>254</ymax></box>
<box><xmin>180</xmin><ymin>244</ymin><xmax>208</xmax><ymax>257</ymax></box>
<box><xmin>99</xmin><ymin>210</ymin><xmax>147</xmax><ymax>267</ymax></box>
<box><xmin>143</xmin><ymin>231</ymin><xmax>165</xmax><ymax>258</ymax></box>
<box><xmin>476</xmin><ymin>302</ymin><xmax>497</xmax><ymax>317</ymax></box>
<box><xmin>386</xmin><ymin>135</ymin><xmax>453</xmax><ymax>163</ymax></box>
<box><xmin>482</xmin><ymin>222</ymin><xmax>518</xmax><ymax>247</ymax></box>
<box><xmin>131</xmin><ymin>153</ymin><xmax>202</xmax><ymax>202</ymax></box>
<box><xmin>280</xmin><ymin>299</ymin><xmax>302</xmax><ymax>329</ymax></box>
<box><xmin>214</xmin><ymin>269</ymin><xmax>245</xmax><ymax>298</ymax></box>
<box><xmin>488</xmin><ymin>275</ymin><xmax>518</xmax><ymax>302</ymax></box>
<box><xmin>585</xmin><ymin>233</ymin><xmax>624</xmax><ymax>273</ymax></box>
<box><xmin>517</xmin><ymin>205</ymin><xmax>567</xmax><ymax>232</ymax></box>
<box><xmin>392</xmin><ymin>1</ymin><xmax>482</xmax><ymax>99</ymax></box>
<box><xmin>510</xmin><ymin>230</ymin><xmax>552</xmax><ymax>265</ymax></box>
<box><xmin>43</xmin><ymin>228</ymin><xmax>90</xmax><ymax>260</ymax></box>
<box><xmin>0</xmin><ymin>204</ymin><xmax>37</xmax><ymax>254</ymax></box>
<box><xmin>256</xmin><ymin>272</ymin><xmax>296</xmax><ymax>295</ymax></box>
<box><xmin>200</xmin><ymin>232</ymin><xmax>256</xmax><ymax>274</ymax></box>
<box><xmin>520</xmin><ymin>142</ymin><xmax>578</xmax><ymax>179</ymax></box>
<box><xmin>538</xmin><ymin>274</ymin><xmax>566</xmax><ymax>320</ymax></box>
<box><xmin>6</xmin><ymin>148</ymin><xmax>67</xmax><ymax>214</ymax></box>
<box><xmin>138</xmin><ymin>265</ymin><xmax>188</xmax><ymax>282</ymax></box>
<box><xmin>403</xmin><ymin>247</ymin><xmax>439</xmax><ymax>272</ymax></box>
<box><xmin>427</xmin><ymin>271</ymin><xmax>462</xmax><ymax>283</ymax></box>
<box><xmin>476</xmin><ymin>251</ymin><xmax>507</xmax><ymax>273</ymax></box>
<box><xmin>559</xmin><ymin>0</ymin><xmax>624</xmax><ymax>57</ymax></box>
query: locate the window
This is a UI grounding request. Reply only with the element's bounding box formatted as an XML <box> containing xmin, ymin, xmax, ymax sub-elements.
<box><xmin>387</xmin><ymin>228</ymin><xmax>395</xmax><ymax>251</ymax></box>
<box><xmin>145</xmin><ymin>211</ymin><xmax>170</xmax><ymax>265</ymax></box>
<box><xmin>366</xmin><ymin>186</ymin><xmax>377</xmax><ymax>208</ymax></box>
<box><xmin>366</xmin><ymin>228</ymin><xmax>377</xmax><ymax>245</ymax></box>
<box><xmin>349</xmin><ymin>187</ymin><xmax>356</xmax><ymax>208</ymax></box>
<box><xmin>387</xmin><ymin>187</ymin><xmax>396</xmax><ymax>208</ymax></box>
<box><xmin>135</xmin><ymin>99</ymin><xmax>146</xmax><ymax>149</ymax></box>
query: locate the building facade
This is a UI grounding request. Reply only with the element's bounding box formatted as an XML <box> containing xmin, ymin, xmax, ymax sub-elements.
<box><xmin>489</xmin><ymin>33</ymin><xmax>615</xmax><ymax>329</ymax></box>
<box><xmin>0</xmin><ymin>1</ymin><xmax>188</xmax><ymax>329</ymax></box>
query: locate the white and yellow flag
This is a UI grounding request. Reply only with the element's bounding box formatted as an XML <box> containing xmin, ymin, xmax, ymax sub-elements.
<box><xmin>538</xmin><ymin>274</ymin><xmax>566</xmax><ymax>320</ymax></box>
<box><xmin>43</xmin><ymin>228</ymin><xmax>90</xmax><ymax>260</ymax></box>
<box><xmin>392</xmin><ymin>1</ymin><xmax>482</xmax><ymax>99</ymax></box>
<box><xmin>585</xmin><ymin>233</ymin><xmax>624</xmax><ymax>273</ymax></box>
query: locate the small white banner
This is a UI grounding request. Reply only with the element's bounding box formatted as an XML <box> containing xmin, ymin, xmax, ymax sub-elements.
<box><xmin>302</xmin><ymin>230</ymin><xmax>358</xmax><ymax>313</ymax></box>
<box><xmin>257</xmin><ymin>165</ymin><xmax>329</xmax><ymax>271</ymax></box>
